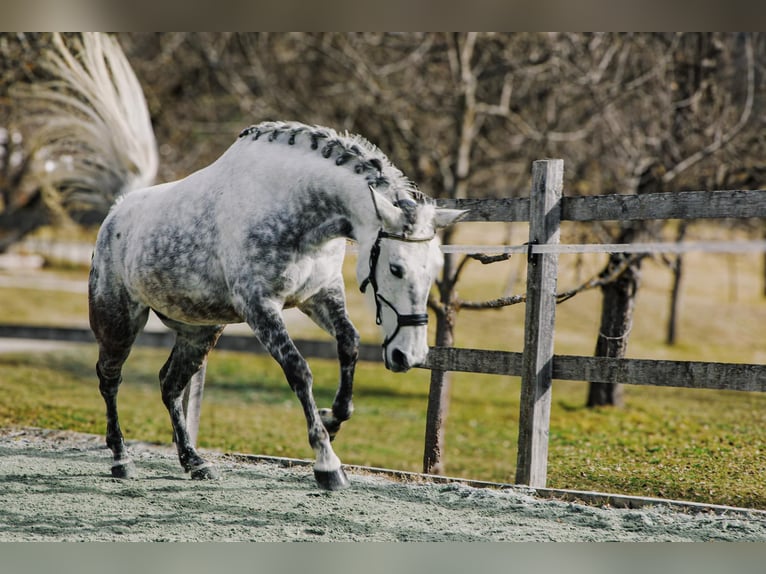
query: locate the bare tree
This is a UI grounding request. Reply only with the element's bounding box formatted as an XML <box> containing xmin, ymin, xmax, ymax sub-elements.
<box><xmin>580</xmin><ymin>33</ymin><xmax>758</xmax><ymax>406</ymax></box>
<box><xmin>0</xmin><ymin>33</ymin><xmax>53</xmax><ymax>251</ymax></box>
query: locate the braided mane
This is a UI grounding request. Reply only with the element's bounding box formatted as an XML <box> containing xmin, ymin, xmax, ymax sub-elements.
<box><xmin>238</xmin><ymin>121</ymin><xmax>425</xmax><ymax>203</ymax></box>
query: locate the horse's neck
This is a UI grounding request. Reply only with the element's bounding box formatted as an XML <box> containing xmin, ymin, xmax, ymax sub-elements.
<box><xmin>223</xmin><ymin>137</ymin><xmax>386</xmax><ymax>243</ymax></box>
<box><xmin>280</xmin><ymin>167</ymin><xmax>383</xmax><ymax>243</ymax></box>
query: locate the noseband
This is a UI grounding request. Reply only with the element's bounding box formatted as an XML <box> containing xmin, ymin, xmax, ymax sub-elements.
<box><xmin>360</xmin><ymin>186</ymin><xmax>434</xmax><ymax>351</ymax></box>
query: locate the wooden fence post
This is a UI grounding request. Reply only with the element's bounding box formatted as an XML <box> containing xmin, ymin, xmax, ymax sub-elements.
<box><xmin>515</xmin><ymin>159</ymin><xmax>563</xmax><ymax>487</ymax></box>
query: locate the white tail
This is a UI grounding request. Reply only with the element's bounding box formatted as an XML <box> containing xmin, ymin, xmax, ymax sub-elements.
<box><xmin>16</xmin><ymin>33</ymin><xmax>157</xmax><ymax>211</ymax></box>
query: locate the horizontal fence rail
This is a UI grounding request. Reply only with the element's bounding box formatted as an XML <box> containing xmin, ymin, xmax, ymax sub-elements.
<box><xmin>0</xmin><ymin>324</ymin><xmax>383</xmax><ymax>364</ymax></box>
<box><xmin>440</xmin><ymin>240</ymin><xmax>766</xmax><ymax>255</ymax></box>
<box><xmin>436</xmin><ymin>189</ymin><xmax>766</xmax><ymax>222</ymax></box>
<box><xmin>5</xmin><ymin>326</ymin><xmax>763</xmax><ymax>394</ymax></box>
<box><xmin>423</xmin><ymin>347</ymin><xmax>766</xmax><ymax>393</ymax></box>
<box><xmin>3</xmin><ymin>324</ymin><xmax>762</xmax><ymax>395</ymax></box>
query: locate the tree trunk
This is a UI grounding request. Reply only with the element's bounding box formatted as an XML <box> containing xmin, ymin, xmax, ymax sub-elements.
<box><xmin>665</xmin><ymin>221</ymin><xmax>688</xmax><ymax>345</ymax></box>
<box><xmin>586</xmin><ymin>254</ymin><xmax>642</xmax><ymax>408</ymax></box>
<box><xmin>586</xmin><ymin>157</ymin><xmax>661</xmax><ymax>408</ymax></box>
<box><xmin>665</xmin><ymin>254</ymin><xmax>683</xmax><ymax>346</ymax></box>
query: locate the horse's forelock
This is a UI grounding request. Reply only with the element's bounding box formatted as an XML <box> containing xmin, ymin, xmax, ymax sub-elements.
<box><xmin>400</xmin><ymin>201</ymin><xmax>439</xmax><ymax>238</ymax></box>
<box><xmin>391</xmin><ymin>183</ymin><xmax>436</xmax><ymax>232</ymax></box>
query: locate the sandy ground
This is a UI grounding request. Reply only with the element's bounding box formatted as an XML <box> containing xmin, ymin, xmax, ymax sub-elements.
<box><xmin>1</xmin><ymin>427</ymin><xmax>766</xmax><ymax>542</ymax></box>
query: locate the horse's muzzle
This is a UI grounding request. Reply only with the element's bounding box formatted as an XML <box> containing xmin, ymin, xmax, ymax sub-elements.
<box><xmin>388</xmin><ymin>348</ymin><xmax>421</xmax><ymax>372</ymax></box>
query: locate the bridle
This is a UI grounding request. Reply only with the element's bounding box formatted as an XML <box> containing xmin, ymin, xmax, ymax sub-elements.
<box><xmin>359</xmin><ymin>186</ymin><xmax>434</xmax><ymax>352</ymax></box>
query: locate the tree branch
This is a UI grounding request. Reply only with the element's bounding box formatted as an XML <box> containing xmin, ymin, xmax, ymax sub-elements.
<box><xmin>467</xmin><ymin>252</ymin><xmax>512</xmax><ymax>265</ymax></box>
<box><xmin>451</xmin><ymin>250</ymin><xmax>513</xmax><ymax>290</ymax></box>
<box><xmin>555</xmin><ymin>253</ymin><xmax>647</xmax><ymax>304</ymax></box>
<box><xmin>662</xmin><ymin>34</ymin><xmax>755</xmax><ymax>184</ymax></box>
<box><xmin>427</xmin><ymin>292</ymin><xmax>445</xmax><ymax>315</ymax></box>
<box><xmin>456</xmin><ymin>252</ymin><xmax>648</xmax><ymax>311</ymax></box>
<box><xmin>459</xmin><ymin>293</ymin><xmax>526</xmax><ymax>310</ymax></box>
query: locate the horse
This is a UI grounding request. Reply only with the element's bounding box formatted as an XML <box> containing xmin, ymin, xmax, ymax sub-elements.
<box><xmin>89</xmin><ymin>120</ymin><xmax>465</xmax><ymax>490</ymax></box>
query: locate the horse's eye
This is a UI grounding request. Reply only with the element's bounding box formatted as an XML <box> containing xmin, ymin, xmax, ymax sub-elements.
<box><xmin>389</xmin><ymin>263</ymin><xmax>404</xmax><ymax>278</ymax></box>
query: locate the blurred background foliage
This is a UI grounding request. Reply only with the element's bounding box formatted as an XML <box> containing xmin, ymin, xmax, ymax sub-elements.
<box><xmin>2</xmin><ymin>33</ymin><xmax>764</xmax><ymax>230</ymax></box>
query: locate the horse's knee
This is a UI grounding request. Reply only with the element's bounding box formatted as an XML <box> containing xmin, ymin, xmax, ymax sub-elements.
<box><xmin>338</xmin><ymin>327</ymin><xmax>360</xmax><ymax>363</ymax></box>
<box><xmin>159</xmin><ymin>362</ymin><xmax>194</xmax><ymax>405</ymax></box>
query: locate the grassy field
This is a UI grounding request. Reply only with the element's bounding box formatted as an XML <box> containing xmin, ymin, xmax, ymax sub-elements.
<box><xmin>1</xmin><ymin>221</ymin><xmax>765</xmax><ymax>508</ymax></box>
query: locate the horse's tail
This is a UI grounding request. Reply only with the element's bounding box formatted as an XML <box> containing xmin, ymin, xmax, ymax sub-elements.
<box><xmin>14</xmin><ymin>33</ymin><xmax>157</xmax><ymax>214</ymax></box>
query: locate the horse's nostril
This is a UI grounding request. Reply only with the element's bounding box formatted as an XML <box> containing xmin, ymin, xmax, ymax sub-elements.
<box><xmin>391</xmin><ymin>349</ymin><xmax>409</xmax><ymax>371</ymax></box>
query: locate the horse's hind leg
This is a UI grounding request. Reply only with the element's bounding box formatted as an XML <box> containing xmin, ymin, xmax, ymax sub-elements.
<box><xmin>158</xmin><ymin>325</ymin><xmax>223</xmax><ymax>480</ymax></box>
<box><xmin>91</xmin><ymin>295</ymin><xmax>149</xmax><ymax>479</ymax></box>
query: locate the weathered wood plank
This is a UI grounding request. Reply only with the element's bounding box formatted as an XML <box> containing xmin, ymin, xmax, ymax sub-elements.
<box><xmin>6</xmin><ymin>324</ymin><xmax>763</xmax><ymax>393</ymax></box>
<box><xmin>552</xmin><ymin>355</ymin><xmax>766</xmax><ymax>392</ymax></box>
<box><xmin>516</xmin><ymin>159</ymin><xmax>562</xmax><ymax>488</ymax></box>
<box><xmin>0</xmin><ymin>324</ymin><xmax>384</xmax><ymax>363</ymax></box>
<box><xmin>421</xmin><ymin>347</ymin><xmax>766</xmax><ymax>393</ymax></box>
<box><xmin>435</xmin><ymin>197</ymin><xmax>529</xmax><ymax>222</ymax></box>
<box><xmin>436</xmin><ymin>190</ymin><xmax>766</xmax><ymax>223</ymax></box>
<box><xmin>0</xmin><ymin>324</ymin><xmax>98</xmax><ymax>344</ymax></box>
<box><xmin>562</xmin><ymin>189</ymin><xmax>766</xmax><ymax>221</ymax></box>
<box><xmin>423</xmin><ymin>346</ymin><xmax>524</xmax><ymax>375</ymax></box>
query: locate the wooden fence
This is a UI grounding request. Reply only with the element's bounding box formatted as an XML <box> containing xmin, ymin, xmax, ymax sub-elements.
<box><xmin>2</xmin><ymin>160</ymin><xmax>765</xmax><ymax>490</ymax></box>
<box><xmin>430</xmin><ymin>159</ymin><xmax>766</xmax><ymax>487</ymax></box>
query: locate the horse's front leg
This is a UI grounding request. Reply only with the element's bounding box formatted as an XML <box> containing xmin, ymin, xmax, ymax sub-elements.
<box><xmin>300</xmin><ymin>286</ymin><xmax>359</xmax><ymax>442</ymax></box>
<box><xmin>247</xmin><ymin>301</ymin><xmax>350</xmax><ymax>490</ymax></box>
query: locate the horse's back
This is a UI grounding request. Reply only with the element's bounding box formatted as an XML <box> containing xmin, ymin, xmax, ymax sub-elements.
<box><xmin>90</xmin><ymin>143</ymin><xmax>348</xmax><ymax>325</ymax></box>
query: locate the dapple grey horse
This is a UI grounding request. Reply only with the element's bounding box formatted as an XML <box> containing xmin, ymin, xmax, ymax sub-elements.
<box><xmin>89</xmin><ymin>121</ymin><xmax>464</xmax><ymax>490</ymax></box>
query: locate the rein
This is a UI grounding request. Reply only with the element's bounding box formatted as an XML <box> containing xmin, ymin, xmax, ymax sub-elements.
<box><xmin>360</xmin><ymin>186</ymin><xmax>434</xmax><ymax>351</ymax></box>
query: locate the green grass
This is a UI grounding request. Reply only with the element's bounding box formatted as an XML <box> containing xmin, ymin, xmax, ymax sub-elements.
<box><xmin>1</xmin><ymin>346</ymin><xmax>765</xmax><ymax>508</ymax></box>
<box><xmin>1</xmin><ymin>221</ymin><xmax>765</xmax><ymax>508</ymax></box>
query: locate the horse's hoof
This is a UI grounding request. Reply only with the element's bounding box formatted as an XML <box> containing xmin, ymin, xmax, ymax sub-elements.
<box><xmin>314</xmin><ymin>467</ymin><xmax>350</xmax><ymax>491</ymax></box>
<box><xmin>190</xmin><ymin>462</ymin><xmax>220</xmax><ymax>480</ymax></box>
<box><xmin>111</xmin><ymin>460</ymin><xmax>137</xmax><ymax>479</ymax></box>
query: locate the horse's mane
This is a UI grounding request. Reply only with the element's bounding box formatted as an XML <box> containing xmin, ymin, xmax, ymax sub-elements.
<box><xmin>238</xmin><ymin>121</ymin><xmax>428</xmax><ymax>205</ymax></box>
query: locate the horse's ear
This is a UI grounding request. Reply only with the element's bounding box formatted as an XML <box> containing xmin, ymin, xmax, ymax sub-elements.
<box><xmin>370</xmin><ymin>187</ymin><xmax>403</xmax><ymax>229</ymax></box>
<box><xmin>434</xmin><ymin>208</ymin><xmax>468</xmax><ymax>229</ymax></box>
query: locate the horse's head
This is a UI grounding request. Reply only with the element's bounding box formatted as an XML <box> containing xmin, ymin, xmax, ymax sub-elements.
<box><xmin>358</xmin><ymin>186</ymin><xmax>466</xmax><ymax>372</ymax></box>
